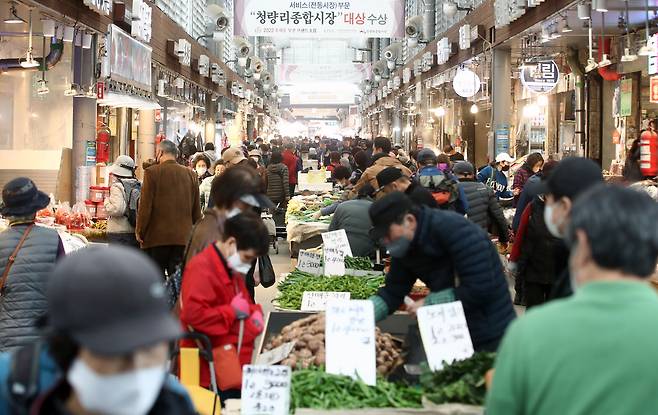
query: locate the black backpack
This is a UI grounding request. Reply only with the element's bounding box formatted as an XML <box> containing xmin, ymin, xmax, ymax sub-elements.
<box><xmin>117</xmin><ymin>179</ymin><xmax>141</xmax><ymax>227</ymax></box>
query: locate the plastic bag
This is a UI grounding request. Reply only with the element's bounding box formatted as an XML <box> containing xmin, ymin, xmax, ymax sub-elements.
<box><xmin>69</xmin><ymin>201</ymin><xmax>91</xmax><ymax>230</ymax></box>
<box><xmin>54</xmin><ymin>202</ymin><xmax>71</xmax><ymax>226</ymax></box>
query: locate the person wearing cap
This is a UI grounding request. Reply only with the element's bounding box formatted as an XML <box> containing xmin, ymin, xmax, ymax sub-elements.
<box><xmin>477</xmin><ymin>153</ymin><xmax>515</xmax><ymax>202</ymax></box>
<box><xmin>136</xmin><ymin>140</ymin><xmax>202</xmax><ymax>278</ymax></box>
<box><xmin>368</xmin><ymin>192</ymin><xmax>515</xmax><ymax>351</ymax></box>
<box><xmin>0</xmin><ymin>178</ymin><xmax>64</xmax><ymax>352</ymax></box>
<box><xmin>18</xmin><ymin>246</ymin><xmax>195</xmax><ymax>414</ymax></box>
<box><xmin>353</xmin><ymin>137</ymin><xmax>412</xmax><ymax>195</ymax></box>
<box><xmin>105</xmin><ymin>155</ymin><xmax>141</xmax><ymax>248</ymax></box>
<box><xmin>487</xmin><ymin>185</ymin><xmax>658</xmax><ymax>415</ymax></box>
<box><xmin>415</xmin><ymin>149</ymin><xmax>468</xmax><ymax>214</ymax></box>
<box><xmin>222</xmin><ymin>146</ymin><xmax>248</xmax><ymax>167</ymax></box>
<box><xmin>180</xmin><ymin>213</ymin><xmax>269</xmax><ymax>401</ymax></box>
<box><xmin>375</xmin><ymin>167</ymin><xmax>438</xmax><ymax>208</ymax></box>
<box><xmin>533</xmin><ymin>157</ymin><xmax>604</xmax><ymax>300</ymax></box>
<box><xmin>266</xmin><ymin>151</ymin><xmax>290</xmax><ymax>209</ymax></box>
<box><xmin>328</xmin><ymin>184</ymin><xmax>376</xmax><ymax>258</ymax></box>
<box><xmin>453</xmin><ymin>161</ymin><xmax>509</xmax><ymax>243</ymax></box>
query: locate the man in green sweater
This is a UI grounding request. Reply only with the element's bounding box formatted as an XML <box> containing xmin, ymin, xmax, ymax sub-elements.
<box><xmin>486</xmin><ymin>184</ymin><xmax>658</xmax><ymax>415</ymax></box>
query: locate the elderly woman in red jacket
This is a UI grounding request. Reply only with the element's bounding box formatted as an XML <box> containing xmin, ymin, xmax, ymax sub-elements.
<box><xmin>179</xmin><ymin>213</ymin><xmax>270</xmax><ymax>403</ymax></box>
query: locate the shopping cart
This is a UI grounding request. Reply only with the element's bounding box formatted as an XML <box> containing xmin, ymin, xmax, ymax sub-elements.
<box><xmin>172</xmin><ymin>332</ymin><xmax>221</xmax><ymax>415</ymax></box>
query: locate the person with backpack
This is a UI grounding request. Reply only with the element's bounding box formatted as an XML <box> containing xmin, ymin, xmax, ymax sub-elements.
<box><xmin>416</xmin><ymin>149</ymin><xmax>468</xmax><ymax>214</ymax></box>
<box><xmin>105</xmin><ymin>155</ymin><xmax>141</xmax><ymax>248</ymax></box>
<box><xmin>375</xmin><ymin>167</ymin><xmax>438</xmax><ymax>208</ymax></box>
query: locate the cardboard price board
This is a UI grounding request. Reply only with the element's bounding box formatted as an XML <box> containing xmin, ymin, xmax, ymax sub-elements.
<box><xmin>297</xmin><ymin>250</ymin><xmax>324</xmax><ymax>276</ymax></box>
<box><xmin>325</xmin><ymin>300</ymin><xmax>377</xmax><ymax>386</ymax></box>
<box><xmin>241</xmin><ymin>365</ymin><xmax>291</xmax><ymax>415</ymax></box>
<box><xmin>256</xmin><ymin>341</ymin><xmax>296</xmax><ymax>366</ymax></box>
<box><xmin>322</xmin><ymin>230</ymin><xmax>353</xmax><ymax>276</ymax></box>
<box><xmin>301</xmin><ymin>291</ymin><xmax>350</xmax><ymax>312</ymax></box>
<box><xmin>417</xmin><ymin>301</ymin><xmax>474</xmax><ymax>371</ymax></box>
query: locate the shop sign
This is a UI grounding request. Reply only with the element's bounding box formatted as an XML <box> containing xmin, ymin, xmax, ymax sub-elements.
<box><xmin>651</xmin><ymin>77</ymin><xmax>658</xmax><ymax>103</ymax></box>
<box><xmin>495</xmin><ymin>124</ymin><xmax>510</xmax><ymax>156</ymax></box>
<box><xmin>198</xmin><ymin>55</ymin><xmax>210</xmax><ymax>77</ymax></box>
<box><xmin>393</xmin><ymin>76</ymin><xmax>401</xmax><ymax>89</ymax></box>
<box><xmin>437</xmin><ymin>37</ymin><xmax>452</xmax><ymax>65</ymax></box>
<box><xmin>648</xmin><ymin>34</ymin><xmax>658</xmax><ymax>75</ymax></box>
<box><xmin>234</xmin><ymin>0</ymin><xmax>404</xmax><ymax>39</ymax></box>
<box><xmin>241</xmin><ymin>365</ymin><xmax>291</xmax><ymax>415</ymax></box>
<box><xmin>459</xmin><ymin>24</ymin><xmax>471</xmax><ymax>50</ymax></box>
<box><xmin>403</xmin><ymin>67</ymin><xmax>411</xmax><ymax>84</ymax></box>
<box><xmin>85</xmin><ymin>141</ymin><xmax>96</xmax><ymax>166</ymax></box>
<box><xmin>521</xmin><ymin>60</ymin><xmax>560</xmax><ymax>93</ymax></box>
<box><xmin>325</xmin><ymin>300</ymin><xmax>377</xmax><ymax>386</ymax></box>
<box><xmin>620</xmin><ymin>78</ymin><xmax>633</xmax><ymax>117</ymax></box>
<box><xmin>131</xmin><ymin>0</ymin><xmax>152</xmax><ymax>43</ymax></box>
<box><xmin>418</xmin><ymin>302</ymin><xmax>474</xmax><ymax>371</ymax></box>
<box><xmin>174</xmin><ymin>39</ymin><xmax>192</xmax><ymax>67</ymax></box>
<box><xmin>104</xmin><ymin>25</ymin><xmax>152</xmax><ymax>90</ymax></box>
<box><xmin>83</xmin><ymin>0</ymin><xmax>112</xmax><ymax>16</ymax></box>
<box><xmin>96</xmin><ymin>82</ymin><xmax>105</xmax><ymax>100</ymax></box>
<box><xmin>452</xmin><ymin>69</ymin><xmax>480</xmax><ymax>98</ymax></box>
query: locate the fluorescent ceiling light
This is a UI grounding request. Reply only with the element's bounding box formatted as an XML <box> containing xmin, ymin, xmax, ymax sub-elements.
<box><xmin>4</xmin><ymin>2</ymin><xmax>24</xmax><ymax>24</ymax></box>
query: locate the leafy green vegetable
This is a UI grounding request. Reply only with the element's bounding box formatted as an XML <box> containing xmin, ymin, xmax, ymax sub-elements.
<box><xmin>291</xmin><ymin>367</ymin><xmax>422</xmax><ymax>412</ymax></box>
<box><xmin>275</xmin><ymin>269</ymin><xmax>384</xmax><ymax>310</ymax></box>
<box><xmin>344</xmin><ymin>256</ymin><xmax>373</xmax><ymax>271</ymax></box>
<box><xmin>419</xmin><ymin>352</ymin><xmax>495</xmax><ymax>406</ymax></box>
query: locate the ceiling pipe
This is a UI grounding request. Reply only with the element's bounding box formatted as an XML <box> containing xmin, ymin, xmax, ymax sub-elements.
<box><xmin>0</xmin><ymin>37</ymin><xmax>64</xmax><ymax>72</ymax></box>
<box><xmin>597</xmin><ymin>36</ymin><xmax>621</xmax><ymax>81</ymax></box>
<box><xmin>423</xmin><ymin>0</ymin><xmax>436</xmax><ymax>43</ymax></box>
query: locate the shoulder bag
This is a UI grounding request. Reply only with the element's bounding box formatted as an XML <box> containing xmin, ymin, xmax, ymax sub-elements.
<box><xmin>1</xmin><ymin>224</ymin><xmax>34</xmax><ymax>296</ymax></box>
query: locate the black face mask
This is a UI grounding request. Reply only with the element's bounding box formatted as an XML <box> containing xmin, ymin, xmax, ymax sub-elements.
<box><xmin>501</xmin><ymin>165</ymin><xmax>510</xmax><ymax>172</ymax></box>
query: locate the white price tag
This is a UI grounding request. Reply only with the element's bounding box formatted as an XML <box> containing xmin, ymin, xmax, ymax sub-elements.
<box><xmin>322</xmin><ymin>230</ymin><xmax>353</xmax><ymax>276</ymax></box>
<box><xmin>297</xmin><ymin>250</ymin><xmax>324</xmax><ymax>276</ymax></box>
<box><xmin>325</xmin><ymin>300</ymin><xmax>376</xmax><ymax>386</ymax></box>
<box><xmin>417</xmin><ymin>301</ymin><xmax>474</xmax><ymax>371</ymax></box>
<box><xmin>241</xmin><ymin>365</ymin><xmax>291</xmax><ymax>415</ymax></box>
<box><xmin>301</xmin><ymin>291</ymin><xmax>350</xmax><ymax>312</ymax></box>
<box><xmin>256</xmin><ymin>341</ymin><xmax>296</xmax><ymax>366</ymax></box>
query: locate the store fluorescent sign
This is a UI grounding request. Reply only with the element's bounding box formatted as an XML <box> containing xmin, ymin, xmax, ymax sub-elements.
<box><xmin>234</xmin><ymin>0</ymin><xmax>404</xmax><ymax>38</ymax></box>
<box><xmin>83</xmin><ymin>0</ymin><xmax>112</xmax><ymax>16</ymax></box>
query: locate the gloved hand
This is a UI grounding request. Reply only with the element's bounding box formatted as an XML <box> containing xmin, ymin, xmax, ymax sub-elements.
<box><xmin>230</xmin><ymin>294</ymin><xmax>250</xmax><ymax>320</ymax></box>
<box><xmin>249</xmin><ymin>310</ymin><xmax>264</xmax><ymax>332</ymax></box>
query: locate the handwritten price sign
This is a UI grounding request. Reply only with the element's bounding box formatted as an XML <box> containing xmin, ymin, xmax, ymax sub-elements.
<box><xmin>417</xmin><ymin>301</ymin><xmax>474</xmax><ymax>371</ymax></box>
<box><xmin>241</xmin><ymin>365</ymin><xmax>291</xmax><ymax>415</ymax></box>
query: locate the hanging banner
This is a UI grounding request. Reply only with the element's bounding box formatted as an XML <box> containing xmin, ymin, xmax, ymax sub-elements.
<box><xmin>278</xmin><ymin>64</ymin><xmax>371</xmax><ymax>84</ymax></box>
<box><xmin>104</xmin><ymin>25</ymin><xmax>152</xmax><ymax>90</ymax></box>
<box><xmin>521</xmin><ymin>60</ymin><xmax>560</xmax><ymax>93</ymax></box>
<box><xmin>620</xmin><ymin>78</ymin><xmax>633</xmax><ymax>117</ymax></box>
<box><xmin>234</xmin><ymin>0</ymin><xmax>404</xmax><ymax>38</ymax></box>
<box><xmin>651</xmin><ymin>76</ymin><xmax>658</xmax><ymax>104</ymax></box>
<box><xmin>452</xmin><ymin>69</ymin><xmax>480</xmax><ymax>98</ymax></box>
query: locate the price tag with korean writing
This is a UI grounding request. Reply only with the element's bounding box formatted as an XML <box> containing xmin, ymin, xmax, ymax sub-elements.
<box><xmin>256</xmin><ymin>341</ymin><xmax>296</xmax><ymax>366</ymax></box>
<box><xmin>241</xmin><ymin>365</ymin><xmax>291</xmax><ymax>415</ymax></box>
<box><xmin>417</xmin><ymin>301</ymin><xmax>474</xmax><ymax>371</ymax></box>
<box><xmin>325</xmin><ymin>300</ymin><xmax>376</xmax><ymax>385</ymax></box>
<box><xmin>322</xmin><ymin>230</ymin><xmax>353</xmax><ymax>276</ymax></box>
<box><xmin>301</xmin><ymin>291</ymin><xmax>350</xmax><ymax>311</ymax></box>
<box><xmin>297</xmin><ymin>250</ymin><xmax>323</xmax><ymax>276</ymax></box>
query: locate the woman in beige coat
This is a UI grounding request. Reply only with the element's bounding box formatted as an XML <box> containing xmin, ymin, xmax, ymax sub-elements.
<box><xmin>104</xmin><ymin>155</ymin><xmax>140</xmax><ymax>248</ymax></box>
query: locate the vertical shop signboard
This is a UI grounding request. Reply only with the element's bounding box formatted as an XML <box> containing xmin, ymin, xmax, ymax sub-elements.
<box><xmin>650</xmin><ymin>77</ymin><xmax>658</xmax><ymax>104</ymax></box>
<box><xmin>417</xmin><ymin>301</ymin><xmax>474</xmax><ymax>371</ymax></box>
<box><xmin>648</xmin><ymin>34</ymin><xmax>658</xmax><ymax>76</ymax></box>
<box><xmin>85</xmin><ymin>141</ymin><xmax>96</xmax><ymax>166</ymax></box>
<box><xmin>620</xmin><ymin>79</ymin><xmax>633</xmax><ymax>117</ymax></box>
<box><xmin>325</xmin><ymin>300</ymin><xmax>377</xmax><ymax>385</ymax></box>
<box><xmin>241</xmin><ymin>365</ymin><xmax>291</xmax><ymax>415</ymax></box>
<box><xmin>495</xmin><ymin>124</ymin><xmax>510</xmax><ymax>156</ymax></box>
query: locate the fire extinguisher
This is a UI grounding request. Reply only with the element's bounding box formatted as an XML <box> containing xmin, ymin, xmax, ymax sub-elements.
<box><xmin>640</xmin><ymin>128</ymin><xmax>658</xmax><ymax>177</ymax></box>
<box><xmin>96</xmin><ymin>125</ymin><xmax>111</xmax><ymax>164</ymax></box>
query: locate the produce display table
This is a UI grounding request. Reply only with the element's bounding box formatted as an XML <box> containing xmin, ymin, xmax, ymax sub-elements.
<box><xmin>296</xmin><ymin>405</ymin><xmax>483</xmax><ymax>415</ymax></box>
<box><xmin>286</xmin><ymin>218</ymin><xmax>330</xmax><ymax>243</ymax></box>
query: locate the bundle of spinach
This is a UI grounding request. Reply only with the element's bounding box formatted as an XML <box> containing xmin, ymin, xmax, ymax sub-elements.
<box><xmin>419</xmin><ymin>352</ymin><xmax>496</xmax><ymax>406</ymax></box>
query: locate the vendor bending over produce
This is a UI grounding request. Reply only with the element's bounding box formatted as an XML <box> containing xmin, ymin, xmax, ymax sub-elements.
<box><xmin>368</xmin><ymin>192</ymin><xmax>515</xmax><ymax>352</ymax></box>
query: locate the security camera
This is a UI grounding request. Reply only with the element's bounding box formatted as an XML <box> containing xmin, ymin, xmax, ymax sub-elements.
<box><xmin>234</xmin><ymin>37</ymin><xmax>251</xmax><ymax>58</ymax></box>
<box><xmin>249</xmin><ymin>56</ymin><xmax>264</xmax><ymax>73</ymax></box>
<box><xmin>383</xmin><ymin>42</ymin><xmax>402</xmax><ymax>62</ymax></box>
<box><xmin>260</xmin><ymin>71</ymin><xmax>272</xmax><ymax>84</ymax></box>
<box><xmin>207</xmin><ymin>4</ymin><xmax>230</xmax><ymax>32</ymax></box>
<box><xmin>372</xmin><ymin>60</ymin><xmax>387</xmax><ymax>77</ymax></box>
<box><xmin>443</xmin><ymin>2</ymin><xmax>458</xmax><ymax>18</ymax></box>
<box><xmin>405</xmin><ymin>16</ymin><xmax>423</xmax><ymax>39</ymax></box>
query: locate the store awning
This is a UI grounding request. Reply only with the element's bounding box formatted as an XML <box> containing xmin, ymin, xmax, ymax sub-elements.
<box><xmin>98</xmin><ymin>92</ymin><xmax>161</xmax><ymax>110</ymax></box>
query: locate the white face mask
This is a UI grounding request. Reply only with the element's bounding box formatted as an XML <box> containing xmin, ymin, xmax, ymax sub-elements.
<box><xmin>227</xmin><ymin>251</ymin><xmax>252</xmax><ymax>274</ymax></box>
<box><xmin>543</xmin><ymin>202</ymin><xmax>564</xmax><ymax>239</ymax></box>
<box><xmin>226</xmin><ymin>207</ymin><xmax>242</xmax><ymax>219</ymax></box>
<box><xmin>196</xmin><ymin>166</ymin><xmax>208</xmax><ymax>177</ymax></box>
<box><xmin>67</xmin><ymin>358</ymin><xmax>166</xmax><ymax>415</ymax></box>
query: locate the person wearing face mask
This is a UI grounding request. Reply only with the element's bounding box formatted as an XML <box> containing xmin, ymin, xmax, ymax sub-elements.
<box><xmin>21</xmin><ymin>246</ymin><xmax>195</xmax><ymax>415</ymax></box>
<box><xmin>135</xmin><ymin>140</ymin><xmax>201</xmax><ymax>279</ymax></box>
<box><xmin>487</xmin><ymin>185</ymin><xmax>658</xmax><ymax>415</ymax></box>
<box><xmin>477</xmin><ymin>153</ymin><xmax>515</xmax><ymax>203</ymax></box>
<box><xmin>368</xmin><ymin>192</ymin><xmax>515</xmax><ymax>352</ymax></box>
<box><xmin>511</xmin><ymin>153</ymin><xmax>544</xmax><ymax>208</ymax></box>
<box><xmin>180</xmin><ymin>213</ymin><xmax>269</xmax><ymax>403</ymax></box>
<box><xmin>192</xmin><ymin>153</ymin><xmax>213</xmax><ymax>184</ymax></box>
<box><xmin>533</xmin><ymin>157</ymin><xmax>604</xmax><ymax>300</ymax></box>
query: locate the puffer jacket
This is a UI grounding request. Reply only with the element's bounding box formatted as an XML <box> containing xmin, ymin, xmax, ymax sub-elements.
<box><xmin>376</xmin><ymin>207</ymin><xmax>515</xmax><ymax>350</ymax></box>
<box><xmin>266</xmin><ymin>163</ymin><xmax>290</xmax><ymax>204</ymax></box>
<box><xmin>104</xmin><ymin>179</ymin><xmax>138</xmax><ymax>234</ymax></box>
<box><xmin>354</xmin><ymin>155</ymin><xmax>413</xmax><ymax>194</ymax></box>
<box><xmin>0</xmin><ymin>224</ymin><xmax>59</xmax><ymax>352</ymax></box>
<box><xmin>459</xmin><ymin>179</ymin><xmax>509</xmax><ymax>243</ymax></box>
